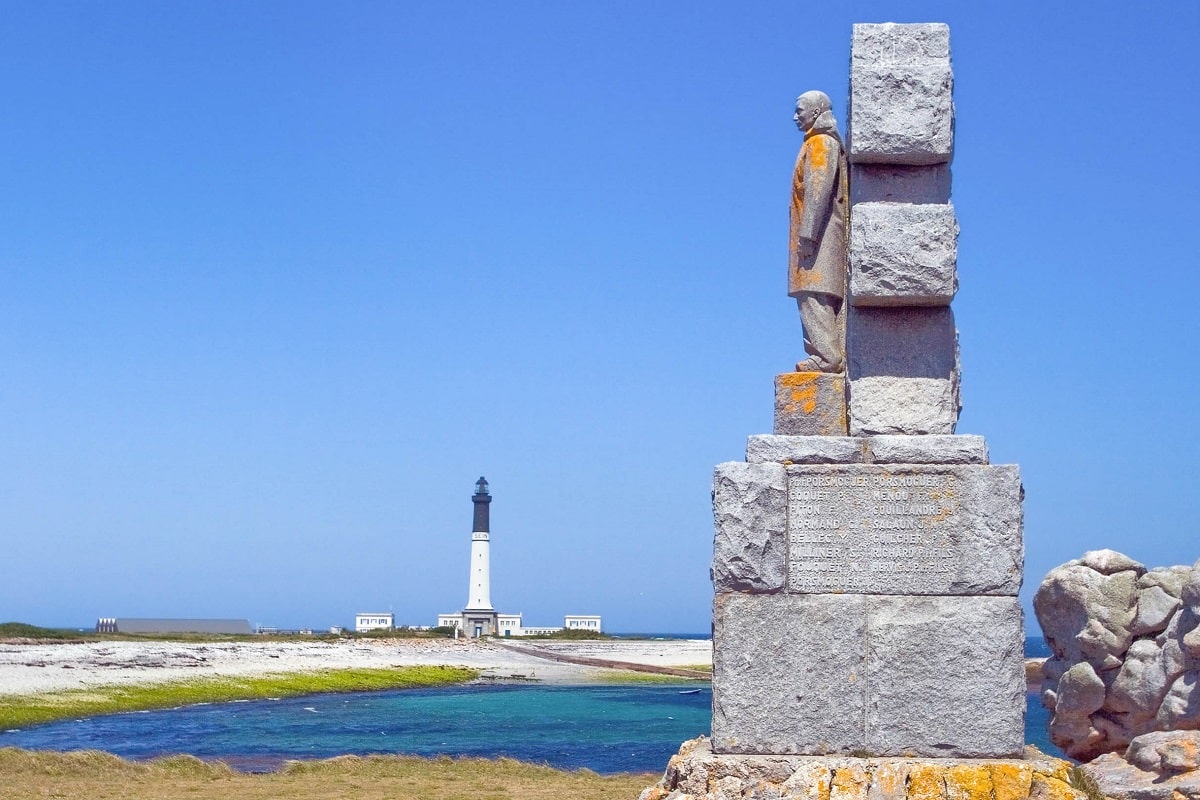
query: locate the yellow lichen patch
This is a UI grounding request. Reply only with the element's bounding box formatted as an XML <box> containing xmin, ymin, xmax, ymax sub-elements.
<box><xmin>1032</xmin><ymin>758</ymin><xmax>1073</xmax><ymax>784</ymax></box>
<box><xmin>783</xmin><ymin>762</ymin><xmax>833</xmax><ymax>800</ymax></box>
<box><xmin>783</xmin><ymin>372</ymin><xmax>820</xmax><ymax>414</ymax></box>
<box><xmin>1029</xmin><ymin>775</ymin><xmax>1085</xmax><ymax>800</ymax></box>
<box><xmin>830</xmin><ymin>763</ymin><xmax>871</xmax><ymax>800</ymax></box>
<box><xmin>987</xmin><ymin>762</ymin><xmax>1033</xmax><ymax>800</ymax></box>
<box><xmin>905</xmin><ymin>764</ymin><xmax>947</xmax><ymax>800</ymax></box>
<box><xmin>943</xmin><ymin>765</ymin><xmax>993</xmax><ymax>800</ymax></box>
<box><xmin>790</xmin><ymin>265</ymin><xmax>828</xmax><ymax>288</ymax></box>
<box><xmin>870</xmin><ymin>761</ymin><xmax>909</xmax><ymax>800</ymax></box>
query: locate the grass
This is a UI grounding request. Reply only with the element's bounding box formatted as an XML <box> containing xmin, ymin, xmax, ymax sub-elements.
<box><xmin>0</xmin><ymin>665</ymin><xmax>478</xmax><ymax>730</ymax></box>
<box><xmin>0</xmin><ymin>749</ymin><xmax>657</xmax><ymax>800</ymax></box>
<box><xmin>0</xmin><ymin>622</ymin><xmax>88</xmax><ymax>640</ymax></box>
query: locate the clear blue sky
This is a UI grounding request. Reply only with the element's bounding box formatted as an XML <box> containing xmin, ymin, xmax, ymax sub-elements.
<box><xmin>1</xmin><ymin>3</ymin><xmax>1196</xmax><ymax>633</ymax></box>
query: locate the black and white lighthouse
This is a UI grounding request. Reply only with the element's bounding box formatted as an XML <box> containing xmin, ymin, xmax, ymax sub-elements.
<box><xmin>461</xmin><ymin>476</ymin><xmax>498</xmax><ymax>637</ymax></box>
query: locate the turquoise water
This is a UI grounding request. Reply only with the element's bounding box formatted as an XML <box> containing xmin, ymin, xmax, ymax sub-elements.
<box><xmin>1</xmin><ymin>684</ymin><xmax>711</xmax><ymax>773</ymax></box>
<box><xmin>1</xmin><ymin>684</ymin><xmax>1059</xmax><ymax>773</ymax></box>
<box><xmin>0</xmin><ymin>638</ymin><xmax>1059</xmax><ymax>772</ymax></box>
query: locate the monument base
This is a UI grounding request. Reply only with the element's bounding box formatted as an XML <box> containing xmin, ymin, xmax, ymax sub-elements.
<box><xmin>774</xmin><ymin>372</ymin><xmax>847</xmax><ymax>436</ymax></box>
<box><xmin>639</xmin><ymin>737</ymin><xmax>1088</xmax><ymax>800</ymax></box>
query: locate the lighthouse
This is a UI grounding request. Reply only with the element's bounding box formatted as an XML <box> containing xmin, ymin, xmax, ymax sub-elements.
<box><xmin>465</xmin><ymin>476</ymin><xmax>493</xmax><ymax>612</ymax></box>
<box><xmin>460</xmin><ymin>476</ymin><xmax>499</xmax><ymax>637</ymax></box>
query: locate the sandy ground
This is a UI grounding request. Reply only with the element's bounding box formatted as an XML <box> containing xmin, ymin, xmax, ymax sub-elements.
<box><xmin>0</xmin><ymin>638</ymin><xmax>712</xmax><ymax>696</ymax></box>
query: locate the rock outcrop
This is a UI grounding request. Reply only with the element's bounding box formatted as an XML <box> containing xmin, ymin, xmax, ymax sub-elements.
<box><xmin>639</xmin><ymin>737</ymin><xmax>1087</xmax><ymax>800</ymax></box>
<box><xmin>1079</xmin><ymin>730</ymin><xmax>1200</xmax><ymax>800</ymax></box>
<box><xmin>1034</xmin><ymin>550</ymin><xmax>1200</xmax><ymax>762</ymax></box>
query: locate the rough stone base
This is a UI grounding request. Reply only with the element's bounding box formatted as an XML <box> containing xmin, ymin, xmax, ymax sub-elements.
<box><xmin>775</xmin><ymin>372</ymin><xmax>848</xmax><ymax>436</ymax></box>
<box><xmin>640</xmin><ymin>737</ymin><xmax>1086</xmax><ymax>800</ymax></box>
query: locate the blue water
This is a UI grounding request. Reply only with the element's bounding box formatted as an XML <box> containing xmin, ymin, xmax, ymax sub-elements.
<box><xmin>0</xmin><ymin>684</ymin><xmax>711</xmax><ymax>773</ymax></box>
<box><xmin>0</xmin><ymin>637</ymin><xmax>1060</xmax><ymax>772</ymax></box>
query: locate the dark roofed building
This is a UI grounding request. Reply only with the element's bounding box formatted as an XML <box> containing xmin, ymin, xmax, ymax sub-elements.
<box><xmin>96</xmin><ymin>618</ymin><xmax>252</xmax><ymax>635</ymax></box>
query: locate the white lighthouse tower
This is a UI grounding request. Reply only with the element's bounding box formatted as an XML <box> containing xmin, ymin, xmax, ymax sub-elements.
<box><xmin>461</xmin><ymin>476</ymin><xmax>498</xmax><ymax>637</ymax></box>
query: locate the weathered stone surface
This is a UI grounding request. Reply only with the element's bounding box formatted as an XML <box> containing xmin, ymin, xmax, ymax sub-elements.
<box><xmin>1035</xmin><ymin>553</ymin><xmax>1200</xmax><ymax>762</ymax></box>
<box><xmin>866</xmin><ymin>434</ymin><xmax>987</xmax><ymax>465</ymax></box>
<box><xmin>712</xmin><ymin>462</ymin><xmax>788</xmax><ymax>593</ymax></box>
<box><xmin>786</xmin><ymin>464</ymin><xmax>1022</xmax><ymax>596</ymax></box>
<box><xmin>1131</xmin><ymin>585</ymin><xmax>1182</xmax><ymax>636</ymax></box>
<box><xmin>848</xmin><ymin>377</ymin><xmax>959</xmax><ymax>436</ymax></box>
<box><xmin>849</xmin><ymin>203</ymin><xmax>959</xmax><ymax>306</ymax></box>
<box><xmin>711</xmin><ymin>593</ymin><xmax>867</xmax><ymax>754</ymax></box>
<box><xmin>641</xmin><ymin>738</ymin><xmax>1083</xmax><ymax>800</ymax></box>
<box><xmin>747</xmin><ymin>435</ymin><xmax>866</xmax><ymax>465</ymax></box>
<box><xmin>849</xmin><ymin>23</ymin><xmax>953</xmax><ymax>166</ymax></box>
<box><xmin>1080</xmin><ymin>549</ymin><xmax>1146</xmax><ymax>576</ymax></box>
<box><xmin>1108</xmin><ymin>639</ymin><xmax>1174</xmax><ymax>720</ymax></box>
<box><xmin>865</xmin><ymin>595</ymin><xmax>1025</xmax><ymax>758</ymax></box>
<box><xmin>745</xmin><ymin>435</ymin><xmax>988</xmax><ymax>466</ymax></box>
<box><xmin>850</xmin><ymin>163</ymin><xmax>951</xmax><ymax>205</ymax></box>
<box><xmin>1035</xmin><ymin>560</ymin><xmax>1139</xmax><ymax>666</ymax></box>
<box><xmin>1157</xmin><ymin>671</ymin><xmax>1200</xmax><ymax>730</ymax></box>
<box><xmin>847</xmin><ymin>306</ymin><xmax>960</xmax><ymax>436</ymax></box>
<box><xmin>775</xmin><ymin>372</ymin><xmax>848</xmax><ymax>436</ymax></box>
<box><xmin>1126</xmin><ymin>730</ymin><xmax>1200</xmax><ymax>773</ymax></box>
<box><xmin>1081</xmin><ymin>732</ymin><xmax>1200</xmax><ymax>800</ymax></box>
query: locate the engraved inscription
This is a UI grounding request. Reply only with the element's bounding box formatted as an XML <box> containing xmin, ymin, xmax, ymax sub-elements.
<box><xmin>789</xmin><ymin>469</ymin><xmax>959</xmax><ymax>593</ymax></box>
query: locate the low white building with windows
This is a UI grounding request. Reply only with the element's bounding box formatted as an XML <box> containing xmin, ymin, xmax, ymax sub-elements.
<box><xmin>355</xmin><ymin>612</ymin><xmax>394</xmax><ymax>633</ymax></box>
<box><xmin>436</xmin><ymin>611</ymin><xmax>601</xmax><ymax>638</ymax></box>
<box><xmin>565</xmin><ymin>615</ymin><xmax>603</xmax><ymax>632</ymax></box>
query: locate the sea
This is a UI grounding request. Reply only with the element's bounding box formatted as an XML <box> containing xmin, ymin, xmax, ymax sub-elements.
<box><xmin>0</xmin><ymin>636</ymin><xmax>1058</xmax><ymax>774</ymax></box>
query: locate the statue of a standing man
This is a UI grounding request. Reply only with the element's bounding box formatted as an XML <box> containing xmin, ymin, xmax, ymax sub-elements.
<box><xmin>789</xmin><ymin>90</ymin><xmax>849</xmax><ymax>372</ymax></box>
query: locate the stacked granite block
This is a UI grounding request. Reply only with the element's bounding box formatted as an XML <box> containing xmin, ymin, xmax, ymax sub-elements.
<box><xmin>847</xmin><ymin>22</ymin><xmax>960</xmax><ymax>436</ymax></box>
<box><xmin>711</xmin><ymin>24</ymin><xmax>1026</xmax><ymax>761</ymax></box>
<box><xmin>711</xmin><ymin>435</ymin><xmax>1025</xmax><ymax>758</ymax></box>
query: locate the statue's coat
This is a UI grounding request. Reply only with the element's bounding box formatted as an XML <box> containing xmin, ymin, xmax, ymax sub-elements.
<box><xmin>788</xmin><ymin>122</ymin><xmax>848</xmax><ymax>299</ymax></box>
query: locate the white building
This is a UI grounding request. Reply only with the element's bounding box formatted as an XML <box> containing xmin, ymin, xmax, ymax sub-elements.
<box><xmin>355</xmin><ymin>612</ymin><xmax>394</xmax><ymax>632</ymax></box>
<box><xmin>565</xmin><ymin>615</ymin><xmax>603</xmax><ymax>632</ymax></box>
<box><xmin>438</xmin><ymin>477</ymin><xmax>602</xmax><ymax>638</ymax></box>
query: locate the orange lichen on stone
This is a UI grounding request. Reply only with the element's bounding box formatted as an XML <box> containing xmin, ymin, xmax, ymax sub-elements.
<box><xmin>987</xmin><ymin>762</ymin><xmax>1034</xmax><ymax>800</ymax></box>
<box><xmin>943</xmin><ymin>765</ymin><xmax>993</xmax><ymax>800</ymax></box>
<box><xmin>782</xmin><ymin>372</ymin><xmax>820</xmax><ymax>415</ymax></box>
<box><xmin>1028</xmin><ymin>775</ymin><xmax>1084</xmax><ymax>800</ymax></box>
<box><xmin>906</xmin><ymin>764</ymin><xmax>948</xmax><ymax>800</ymax></box>
<box><xmin>830</xmin><ymin>762</ymin><xmax>871</xmax><ymax>800</ymax></box>
<box><xmin>783</xmin><ymin>762</ymin><xmax>833</xmax><ymax>800</ymax></box>
<box><xmin>869</xmin><ymin>761</ymin><xmax>910</xmax><ymax>800</ymax></box>
<box><xmin>808</xmin><ymin>134</ymin><xmax>829</xmax><ymax>169</ymax></box>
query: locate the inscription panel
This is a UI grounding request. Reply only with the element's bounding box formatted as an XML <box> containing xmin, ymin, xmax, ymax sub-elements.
<box><xmin>785</xmin><ymin>464</ymin><xmax>1022</xmax><ymax>596</ymax></box>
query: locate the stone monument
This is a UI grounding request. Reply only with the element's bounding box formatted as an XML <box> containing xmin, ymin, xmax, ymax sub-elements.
<box><xmin>642</xmin><ymin>23</ymin><xmax>1083</xmax><ymax>800</ymax></box>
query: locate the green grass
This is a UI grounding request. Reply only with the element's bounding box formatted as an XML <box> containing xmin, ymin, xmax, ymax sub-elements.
<box><xmin>589</xmin><ymin>669</ymin><xmax>708</xmax><ymax>684</ymax></box>
<box><xmin>0</xmin><ymin>622</ymin><xmax>89</xmax><ymax>640</ymax></box>
<box><xmin>0</xmin><ymin>665</ymin><xmax>478</xmax><ymax>730</ymax></box>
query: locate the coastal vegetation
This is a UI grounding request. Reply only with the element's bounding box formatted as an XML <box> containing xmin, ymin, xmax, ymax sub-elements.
<box><xmin>0</xmin><ymin>665</ymin><xmax>477</xmax><ymax>730</ymax></box>
<box><xmin>0</xmin><ymin>749</ymin><xmax>655</xmax><ymax>800</ymax></box>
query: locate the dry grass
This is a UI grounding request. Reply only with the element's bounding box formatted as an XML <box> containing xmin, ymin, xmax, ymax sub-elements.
<box><xmin>0</xmin><ymin>748</ymin><xmax>657</xmax><ymax>799</ymax></box>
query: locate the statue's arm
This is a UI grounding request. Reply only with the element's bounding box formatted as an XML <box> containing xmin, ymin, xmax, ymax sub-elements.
<box><xmin>797</xmin><ymin>134</ymin><xmax>839</xmax><ymax>245</ymax></box>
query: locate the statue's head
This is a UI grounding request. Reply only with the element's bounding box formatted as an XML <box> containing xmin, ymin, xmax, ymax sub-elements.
<box><xmin>794</xmin><ymin>91</ymin><xmax>832</xmax><ymax>132</ymax></box>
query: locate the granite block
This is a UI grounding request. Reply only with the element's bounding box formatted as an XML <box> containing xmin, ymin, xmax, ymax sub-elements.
<box><xmin>712</xmin><ymin>462</ymin><xmax>788</xmax><ymax>593</ymax></box>
<box><xmin>849</xmin><ymin>376</ymin><xmax>960</xmax><ymax>436</ymax></box>
<box><xmin>847</xmin><ymin>306</ymin><xmax>957</xmax><ymax>379</ymax></box>
<box><xmin>712</xmin><ymin>592</ymin><xmax>867</xmax><ymax>754</ymax></box>
<box><xmin>847</xmin><ymin>306</ymin><xmax>960</xmax><ymax>436</ymax></box>
<box><xmin>850</xmin><ymin>163</ymin><xmax>951</xmax><ymax>205</ymax></box>
<box><xmin>865</xmin><ymin>595</ymin><xmax>1026</xmax><ymax>757</ymax></box>
<box><xmin>774</xmin><ymin>372</ymin><xmax>848</xmax><ymax>436</ymax></box>
<box><xmin>849</xmin><ymin>203</ymin><xmax>959</xmax><ymax>306</ymax></box>
<box><xmin>786</xmin><ymin>464</ymin><xmax>1023</xmax><ymax>596</ymax></box>
<box><xmin>747</xmin><ymin>435</ymin><xmax>866</xmax><ymax>465</ymax></box>
<box><xmin>849</xmin><ymin>23</ymin><xmax>953</xmax><ymax>166</ymax></box>
<box><xmin>866</xmin><ymin>434</ymin><xmax>988</xmax><ymax>465</ymax></box>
